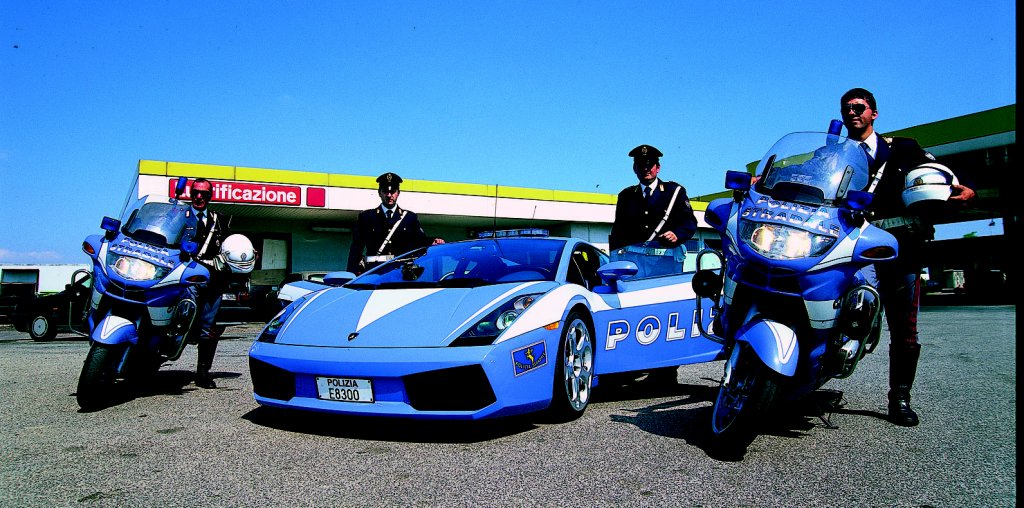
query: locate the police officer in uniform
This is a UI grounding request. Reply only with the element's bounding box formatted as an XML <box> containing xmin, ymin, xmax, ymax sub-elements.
<box><xmin>609</xmin><ymin>144</ymin><xmax>698</xmax><ymax>251</ymax></box>
<box><xmin>347</xmin><ymin>172</ymin><xmax>444</xmax><ymax>274</ymax></box>
<box><xmin>186</xmin><ymin>178</ymin><xmax>231</xmax><ymax>389</ymax></box>
<box><xmin>841</xmin><ymin>88</ymin><xmax>975</xmax><ymax>426</ymax></box>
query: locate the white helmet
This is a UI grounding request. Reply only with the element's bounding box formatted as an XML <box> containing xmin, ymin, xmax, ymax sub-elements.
<box><xmin>220</xmin><ymin>234</ymin><xmax>256</xmax><ymax>274</ymax></box>
<box><xmin>902</xmin><ymin>162</ymin><xmax>959</xmax><ymax>209</ymax></box>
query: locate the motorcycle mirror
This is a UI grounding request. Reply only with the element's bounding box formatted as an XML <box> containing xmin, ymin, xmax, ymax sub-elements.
<box><xmin>846</xmin><ymin>190</ymin><xmax>873</xmax><ymax>211</ymax></box>
<box><xmin>174</xmin><ymin>176</ymin><xmax>189</xmax><ymax>199</ymax></box>
<box><xmin>100</xmin><ymin>216</ymin><xmax>120</xmax><ymax>239</ymax></box>
<box><xmin>181</xmin><ymin>239</ymin><xmax>199</xmax><ymax>255</ymax></box>
<box><xmin>692</xmin><ymin>269</ymin><xmax>723</xmax><ymax>298</ymax></box>
<box><xmin>725</xmin><ymin>171</ymin><xmax>752</xmax><ymax>192</ymax></box>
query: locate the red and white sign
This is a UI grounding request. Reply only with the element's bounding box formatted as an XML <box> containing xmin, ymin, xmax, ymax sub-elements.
<box><xmin>169</xmin><ymin>179</ymin><xmax>304</xmax><ymax>206</ymax></box>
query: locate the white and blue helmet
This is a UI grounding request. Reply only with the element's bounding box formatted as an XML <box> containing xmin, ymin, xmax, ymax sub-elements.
<box><xmin>902</xmin><ymin>162</ymin><xmax>959</xmax><ymax>209</ymax></box>
<box><xmin>220</xmin><ymin>234</ymin><xmax>256</xmax><ymax>274</ymax></box>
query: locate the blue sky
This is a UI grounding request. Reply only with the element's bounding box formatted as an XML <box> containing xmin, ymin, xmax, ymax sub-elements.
<box><xmin>0</xmin><ymin>1</ymin><xmax>1015</xmax><ymax>264</ymax></box>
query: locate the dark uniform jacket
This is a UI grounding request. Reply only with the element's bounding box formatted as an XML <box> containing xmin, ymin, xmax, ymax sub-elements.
<box><xmin>187</xmin><ymin>209</ymin><xmax>231</xmax><ymax>293</ymax></box>
<box><xmin>867</xmin><ymin>134</ymin><xmax>957</xmax><ymax>269</ymax></box>
<box><xmin>609</xmin><ymin>180</ymin><xmax>698</xmax><ymax>251</ymax></box>
<box><xmin>347</xmin><ymin>206</ymin><xmax>430</xmax><ymax>273</ymax></box>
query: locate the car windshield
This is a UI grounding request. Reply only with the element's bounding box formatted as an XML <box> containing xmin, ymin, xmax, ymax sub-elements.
<box><xmin>123</xmin><ymin>201</ymin><xmax>192</xmax><ymax>248</ymax></box>
<box><xmin>347</xmin><ymin>238</ymin><xmax>564</xmax><ymax>289</ymax></box>
<box><xmin>754</xmin><ymin>132</ymin><xmax>870</xmax><ymax>206</ymax></box>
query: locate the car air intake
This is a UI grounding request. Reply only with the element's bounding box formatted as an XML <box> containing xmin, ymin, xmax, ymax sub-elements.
<box><xmin>249</xmin><ymin>358</ymin><xmax>296</xmax><ymax>401</ymax></box>
<box><xmin>403</xmin><ymin>365</ymin><xmax>496</xmax><ymax>411</ymax></box>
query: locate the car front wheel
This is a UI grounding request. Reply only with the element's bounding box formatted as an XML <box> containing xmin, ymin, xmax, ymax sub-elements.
<box><xmin>547</xmin><ymin>311</ymin><xmax>594</xmax><ymax>421</ymax></box>
<box><xmin>29</xmin><ymin>313</ymin><xmax>57</xmax><ymax>341</ymax></box>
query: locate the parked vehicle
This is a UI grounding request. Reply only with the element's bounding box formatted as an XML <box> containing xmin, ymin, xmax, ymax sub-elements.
<box><xmin>0</xmin><ymin>283</ymin><xmax>35</xmax><ymax>324</ymax></box>
<box><xmin>76</xmin><ymin>177</ymin><xmax>213</xmax><ymax>409</ymax></box>
<box><xmin>216</xmin><ymin>273</ymin><xmax>277</xmax><ymax>324</ymax></box>
<box><xmin>249</xmin><ymin>234</ymin><xmax>724</xmax><ymax>421</ymax></box>
<box><xmin>12</xmin><ymin>270</ymin><xmax>91</xmax><ymax>341</ymax></box>
<box><xmin>692</xmin><ymin>130</ymin><xmax>898</xmax><ymax>440</ymax></box>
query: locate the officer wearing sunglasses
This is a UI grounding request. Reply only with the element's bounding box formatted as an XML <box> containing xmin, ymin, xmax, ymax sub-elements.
<box><xmin>186</xmin><ymin>177</ymin><xmax>233</xmax><ymax>389</ymax></box>
<box><xmin>840</xmin><ymin>87</ymin><xmax>975</xmax><ymax>427</ymax></box>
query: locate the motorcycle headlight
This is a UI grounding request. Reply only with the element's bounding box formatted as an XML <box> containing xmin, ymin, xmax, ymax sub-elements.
<box><xmin>108</xmin><ymin>254</ymin><xmax>169</xmax><ymax>281</ymax></box>
<box><xmin>740</xmin><ymin>222</ymin><xmax>836</xmax><ymax>260</ymax></box>
<box><xmin>451</xmin><ymin>294</ymin><xmax>541</xmax><ymax>347</ymax></box>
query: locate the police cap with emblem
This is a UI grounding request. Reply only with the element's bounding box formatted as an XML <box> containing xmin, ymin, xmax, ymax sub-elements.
<box><xmin>629</xmin><ymin>144</ymin><xmax>662</xmax><ymax>165</ymax></box>
<box><xmin>376</xmin><ymin>172</ymin><xmax>403</xmax><ymax>192</ymax></box>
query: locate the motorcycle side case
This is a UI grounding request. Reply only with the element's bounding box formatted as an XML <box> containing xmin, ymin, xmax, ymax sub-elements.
<box><xmin>91</xmin><ymin>315</ymin><xmax>140</xmax><ymax>346</ymax></box>
<box><xmin>734</xmin><ymin>318</ymin><xmax>799</xmax><ymax>377</ymax></box>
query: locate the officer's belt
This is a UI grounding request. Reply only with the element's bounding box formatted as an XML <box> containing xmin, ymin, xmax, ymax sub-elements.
<box><xmin>364</xmin><ymin>255</ymin><xmax>395</xmax><ymax>263</ymax></box>
<box><xmin>870</xmin><ymin>215</ymin><xmax>921</xmax><ymax>230</ymax></box>
<box><xmin>623</xmin><ymin>245</ymin><xmax>672</xmax><ymax>256</ymax></box>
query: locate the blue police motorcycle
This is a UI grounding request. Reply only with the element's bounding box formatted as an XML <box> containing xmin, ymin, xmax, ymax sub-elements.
<box><xmin>76</xmin><ymin>177</ymin><xmax>210</xmax><ymax>410</ymax></box>
<box><xmin>692</xmin><ymin>129</ymin><xmax>898</xmax><ymax>439</ymax></box>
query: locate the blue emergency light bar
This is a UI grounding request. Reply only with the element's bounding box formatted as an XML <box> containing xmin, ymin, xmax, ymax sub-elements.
<box><xmin>476</xmin><ymin>228</ymin><xmax>550</xmax><ymax>239</ymax></box>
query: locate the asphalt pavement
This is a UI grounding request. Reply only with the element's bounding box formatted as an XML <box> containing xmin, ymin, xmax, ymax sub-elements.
<box><xmin>0</xmin><ymin>306</ymin><xmax>1016</xmax><ymax>507</ymax></box>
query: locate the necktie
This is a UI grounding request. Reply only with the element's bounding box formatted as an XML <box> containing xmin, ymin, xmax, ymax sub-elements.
<box><xmin>643</xmin><ymin>187</ymin><xmax>651</xmax><ymax>202</ymax></box>
<box><xmin>861</xmin><ymin>142</ymin><xmax>875</xmax><ymax>165</ymax></box>
<box><xmin>386</xmin><ymin>210</ymin><xmax>393</xmax><ymax>221</ymax></box>
<box><xmin>197</xmin><ymin>211</ymin><xmax>205</xmax><ymax>227</ymax></box>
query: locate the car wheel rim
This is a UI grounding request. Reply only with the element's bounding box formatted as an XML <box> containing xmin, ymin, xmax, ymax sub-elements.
<box><xmin>562</xmin><ymin>318</ymin><xmax>594</xmax><ymax>411</ymax></box>
<box><xmin>31</xmin><ymin>317</ymin><xmax>49</xmax><ymax>337</ymax></box>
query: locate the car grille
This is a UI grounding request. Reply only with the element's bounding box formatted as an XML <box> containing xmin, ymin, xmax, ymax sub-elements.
<box><xmin>250</xmin><ymin>358</ymin><xmax>296</xmax><ymax>401</ymax></box>
<box><xmin>403</xmin><ymin>365</ymin><xmax>496</xmax><ymax>411</ymax></box>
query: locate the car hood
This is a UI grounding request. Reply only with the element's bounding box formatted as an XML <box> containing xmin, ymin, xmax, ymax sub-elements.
<box><xmin>276</xmin><ymin>281</ymin><xmax>557</xmax><ymax>348</ymax></box>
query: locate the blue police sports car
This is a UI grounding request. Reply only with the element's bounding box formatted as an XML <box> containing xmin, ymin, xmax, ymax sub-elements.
<box><xmin>248</xmin><ymin>235</ymin><xmax>723</xmax><ymax>420</ymax></box>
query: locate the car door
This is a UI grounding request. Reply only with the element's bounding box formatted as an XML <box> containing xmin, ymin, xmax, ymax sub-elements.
<box><xmin>66</xmin><ymin>270</ymin><xmax>92</xmax><ymax>335</ymax></box>
<box><xmin>589</xmin><ymin>249</ymin><xmax>721</xmax><ymax>375</ymax></box>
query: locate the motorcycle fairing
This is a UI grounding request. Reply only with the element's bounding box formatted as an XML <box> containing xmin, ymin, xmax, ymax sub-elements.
<box><xmin>91</xmin><ymin>315</ymin><xmax>139</xmax><ymax>346</ymax></box>
<box><xmin>735</xmin><ymin>318</ymin><xmax>799</xmax><ymax>376</ymax></box>
<box><xmin>804</xmin><ymin>298</ymin><xmax>841</xmax><ymax>329</ymax></box>
<box><xmin>740</xmin><ymin>195</ymin><xmax>842</xmax><ymax>238</ymax></box>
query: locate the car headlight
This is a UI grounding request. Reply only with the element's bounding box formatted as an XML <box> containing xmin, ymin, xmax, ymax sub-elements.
<box><xmin>740</xmin><ymin>222</ymin><xmax>836</xmax><ymax>260</ymax></box>
<box><xmin>451</xmin><ymin>294</ymin><xmax>541</xmax><ymax>347</ymax></box>
<box><xmin>108</xmin><ymin>254</ymin><xmax>169</xmax><ymax>281</ymax></box>
<box><xmin>257</xmin><ymin>299</ymin><xmax>304</xmax><ymax>343</ymax></box>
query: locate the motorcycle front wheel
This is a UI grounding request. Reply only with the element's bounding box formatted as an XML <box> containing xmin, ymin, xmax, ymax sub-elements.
<box><xmin>711</xmin><ymin>343</ymin><xmax>778</xmax><ymax>438</ymax></box>
<box><xmin>76</xmin><ymin>342</ymin><xmax>128</xmax><ymax>410</ymax></box>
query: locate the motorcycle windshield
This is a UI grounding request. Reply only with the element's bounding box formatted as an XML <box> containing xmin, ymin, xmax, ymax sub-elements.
<box><xmin>122</xmin><ymin>202</ymin><xmax>192</xmax><ymax>248</ymax></box>
<box><xmin>753</xmin><ymin>132</ymin><xmax>870</xmax><ymax>206</ymax></box>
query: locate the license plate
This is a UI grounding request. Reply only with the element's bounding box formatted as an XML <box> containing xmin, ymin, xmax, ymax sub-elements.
<box><xmin>315</xmin><ymin>376</ymin><xmax>374</xmax><ymax>403</ymax></box>
<box><xmin>222</xmin><ymin>293</ymin><xmax>237</xmax><ymax>301</ymax></box>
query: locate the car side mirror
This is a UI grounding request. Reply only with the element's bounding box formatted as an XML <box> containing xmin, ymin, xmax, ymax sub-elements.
<box><xmin>324</xmin><ymin>271</ymin><xmax>357</xmax><ymax>286</ymax></box>
<box><xmin>596</xmin><ymin>261</ymin><xmax>638</xmax><ymax>293</ymax></box>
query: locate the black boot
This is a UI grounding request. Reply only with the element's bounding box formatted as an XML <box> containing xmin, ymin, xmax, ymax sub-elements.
<box><xmin>195</xmin><ymin>340</ymin><xmax>218</xmax><ymax>389</ymax></box>
<box><xmin>887</xmin><ymin>344</ymin><xmax>921</xmax><ymax>427</ymax></box>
